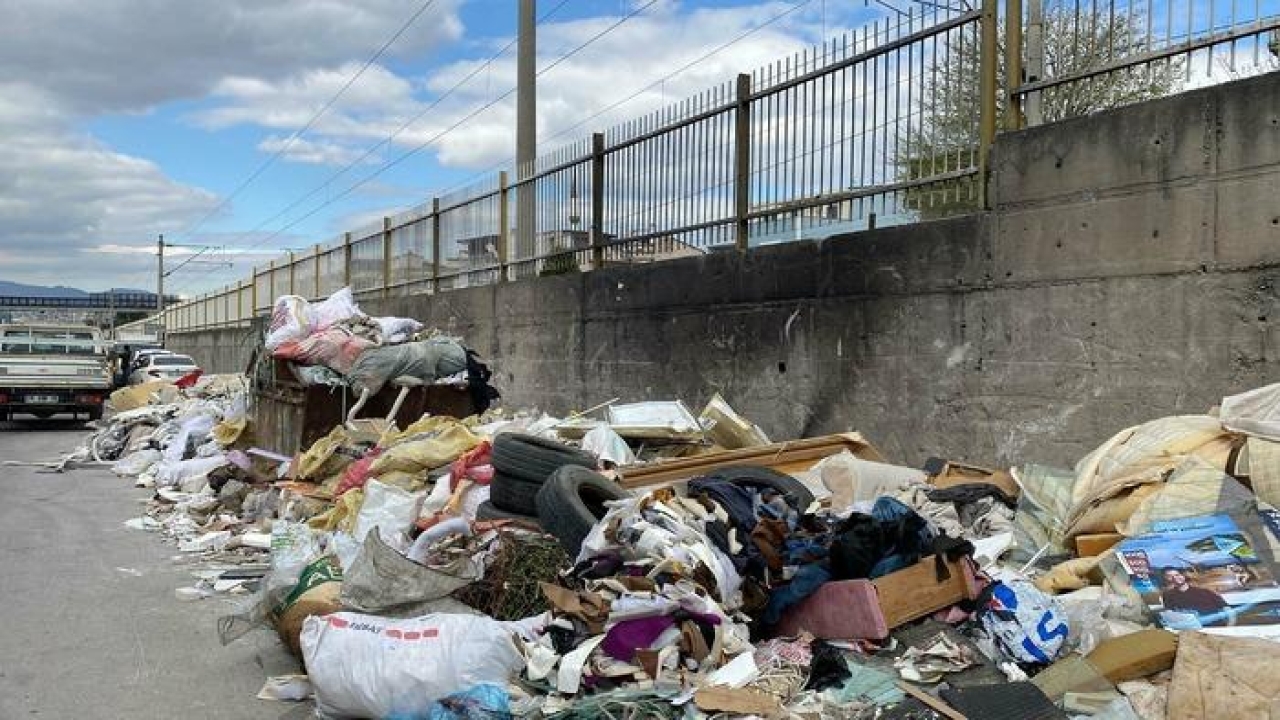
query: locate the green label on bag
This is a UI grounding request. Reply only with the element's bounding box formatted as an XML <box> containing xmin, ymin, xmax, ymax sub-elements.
<box><xmin>272</xmin><ymin>558</ymin><xmax>342</xmax><ymax>618</ymax></box>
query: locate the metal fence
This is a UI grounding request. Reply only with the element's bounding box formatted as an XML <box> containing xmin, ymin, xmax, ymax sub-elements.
<box><xmin>1009</xmin><ymin>0</ymin><xmax>1280</xmax><ymax>127</ymax></box>
<box><xmin>163</xmin><ymin>0</ymin><xmax>1278</xmax><ymax>334</ymax></box>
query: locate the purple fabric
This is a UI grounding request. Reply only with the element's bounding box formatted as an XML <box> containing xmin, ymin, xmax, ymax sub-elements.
<box><xmin>601</xmin><ymin>616</ymin><xmax>677</xmax><ymax>661</ymax></box>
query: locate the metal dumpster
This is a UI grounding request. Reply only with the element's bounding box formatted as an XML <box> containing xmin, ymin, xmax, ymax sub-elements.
<box><xmin>250</xmin><ymin>352</ymin><xmax>475</xmax><ymax>455</ymax></box>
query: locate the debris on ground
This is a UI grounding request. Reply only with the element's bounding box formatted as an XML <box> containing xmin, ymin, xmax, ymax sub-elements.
<box><xmin>61</xmin><ymin>286</ymin><xmax>1280</xmax><ymax>719</ymax></box>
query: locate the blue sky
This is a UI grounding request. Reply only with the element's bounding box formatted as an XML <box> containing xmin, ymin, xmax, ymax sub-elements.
<box><xmin>0</xmin><ymin>0</ymin><xmax>886</xmax><ymax>296</ymax></box>
<box><xmin>5</xmin><ymin>0</ymin><xmax>1272</xmax><ymax>298</ymax></box>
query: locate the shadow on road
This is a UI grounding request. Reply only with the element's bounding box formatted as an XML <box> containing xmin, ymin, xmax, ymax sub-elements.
<box><xmin>0</xmin><ymin>418</ymin><xmax>94</xmax><ymax>432</ymax></box>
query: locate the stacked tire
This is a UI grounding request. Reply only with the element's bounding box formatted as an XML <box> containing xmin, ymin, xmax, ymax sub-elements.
<box><xmin>535</xmin><ymin>465</ymin><xmax>632</xmax><ymax>556</ymax></box>
<box><xmin>480</xmin><ymin>433</ymin><xmax>597</xmax><ymax>523</ymax></box>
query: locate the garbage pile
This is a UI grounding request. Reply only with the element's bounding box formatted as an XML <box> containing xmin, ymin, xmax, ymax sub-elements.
<box><xmin>68</xmin><ymin>288</ymin><xmax>1280</xmax><ymax>720</ymax></box>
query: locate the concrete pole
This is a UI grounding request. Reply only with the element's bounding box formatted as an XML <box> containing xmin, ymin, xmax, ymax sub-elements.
<box><xmin>157</xmin><ymin>235</ymin><xmax>165</xmax><ymax>316</ymax></box>
<box><xmin>1025</xmin><ymin>0</ymin><xmax>1045</xmax><ymax>126</ymax></box>
<box><xmin>516</xmin><ymin>0</ymin><xmax>536</xmax><ymax>264</ymax></box>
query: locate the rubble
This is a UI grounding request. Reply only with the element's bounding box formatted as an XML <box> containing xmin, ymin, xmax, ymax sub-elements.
<box><xmin>59</xmin><ymin>286</ymin><xmax>1280</xmax><ymax>719</ymax></box>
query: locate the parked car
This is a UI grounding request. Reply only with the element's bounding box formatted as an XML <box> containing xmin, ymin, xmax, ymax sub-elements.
<box><xmin>128</xmin><ymin>354</ymin><xmax>200</xmax><ymax>384</ymax></box>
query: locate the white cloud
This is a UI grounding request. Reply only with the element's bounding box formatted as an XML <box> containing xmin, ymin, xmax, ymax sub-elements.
<box><xmin>257</xmin><ymin>136</ymin><xmax>371</xmax><ymax>166</ymax></box>
<box><xmin>0</xmin><ymin>84</ymin><xmax>219</xmax><ymax>290</ymax></box>
<box><xmin>0</xmin><ymin>0</ymin><xmax>464</xmax><ymax>114</ymax></box>
<box><xmin>196</xmin><ymin>2</ymin><xmax>860</xmax><ymax>172</ymax></box>
<box><xmin>0</xmin><ymin>0</ymin><xmax>465</xmax><ymax>291</ymax></box>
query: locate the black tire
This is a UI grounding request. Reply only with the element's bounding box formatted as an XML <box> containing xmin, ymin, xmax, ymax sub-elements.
<box><xmin>492</xmin><ymin>432</ymin><xmax>596</xmax><ymax>484</ymax></box>
<box><xmin>475</xmin><ymin>499</ymin><xmax>540</xmax><ymax>525</ymax></box>
<box><xmin>489</xmin><ymin>470</ymin><xmax>542</xmax><ymax>515</ymax></box>
<box><xmin>536</xmin><ymin>466</ymin><xmax>632</xmax><ymax>556</ymax></box>
<box><xmin>87</xmin><ymin>407</ymin><xmax>104</xmax><ymax>421</ymax></box>
<box><xmin>698</xmin><ymin>465</ymin><xmax>816</xmax><ymax>511</ymax></box>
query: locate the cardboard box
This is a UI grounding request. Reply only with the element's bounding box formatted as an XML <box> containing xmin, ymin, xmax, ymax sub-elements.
<box><xmin>924</xmin><ymin>457</ymin><xmax>1021</xmax><ymax>499</ymax></box>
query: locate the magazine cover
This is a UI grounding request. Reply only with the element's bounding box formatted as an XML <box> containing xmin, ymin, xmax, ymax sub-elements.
<box><xmin>1115</xmin><ymin>513</ymin><xmax>1280</xmax><ymax>630</ymax></box>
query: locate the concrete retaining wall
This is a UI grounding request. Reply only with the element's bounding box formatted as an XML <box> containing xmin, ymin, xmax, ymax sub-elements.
<box><xmin>170</xmin><ymin>73</ymin><xmax>1280</xmax><ymax>467</ymax></box>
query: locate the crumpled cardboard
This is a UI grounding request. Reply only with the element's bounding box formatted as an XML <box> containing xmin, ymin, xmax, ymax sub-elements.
<box><xmin>108</xmin><ymin>380</ymin><xmax>177</xmax><ymax>411</ymax></box>
<box><xmin>1167</xmin><ymin>631</ymin><xmax>1280</xmax><ymax>719</ymax></box>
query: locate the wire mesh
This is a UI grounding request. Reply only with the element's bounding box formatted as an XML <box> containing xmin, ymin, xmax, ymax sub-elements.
<box><xmin>349</xmin><ymin>229</ymin><xmax>386</xmax><ymax>295</ymax></box>
<box><xmin>438</xmin><ymin>176</ymin><xmax>504</xmax><ymax>288</ymax></box>
<box><xmin>388</xmin><ymin>203</ymin><xmax>436</xmax><ymax>296</ymax></box>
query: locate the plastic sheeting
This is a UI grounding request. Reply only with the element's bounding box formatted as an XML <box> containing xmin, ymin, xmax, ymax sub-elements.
<box><xmin>1220</xmin><ymin>382</ymin><xmax>1280</xmax><ymax>442</ymax></box>
<box><xmin>346</xmin><ymin>338</ymin><xmax>468</xmax><ymax>396</ymax></box>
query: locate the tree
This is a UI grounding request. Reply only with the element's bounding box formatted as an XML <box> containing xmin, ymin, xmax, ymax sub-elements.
<box><xmin>901</xmin><ymin>5</ymin><xmax>1184</xmax><ymax>218</ymax></box>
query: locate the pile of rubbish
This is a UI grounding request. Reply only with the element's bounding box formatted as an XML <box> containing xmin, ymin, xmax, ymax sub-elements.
<box><xmin>66</xmin><ymin>288</ymin><xmax>1280</xmax><ymax>720</ymax></box>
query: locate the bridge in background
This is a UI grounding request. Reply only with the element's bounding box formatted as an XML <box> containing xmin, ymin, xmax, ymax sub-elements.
<box><xmin>0</xmin><ymin>292</ymin><xmax>178</xmax><ymax>313</ymax></box>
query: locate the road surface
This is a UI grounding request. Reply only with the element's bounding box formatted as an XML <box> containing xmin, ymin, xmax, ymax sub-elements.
<box><xmin>0</xmin><ymin>418</ymin><xmax>303</xmax><ymax>718</ymax></box>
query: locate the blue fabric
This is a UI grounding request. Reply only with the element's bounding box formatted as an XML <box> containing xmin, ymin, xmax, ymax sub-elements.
<box><xmin>762</xmin><ymin>563</ymin><xmax>832</xmax><ymax>625</ymax></box>
<box><xmin>394</xmin><ymin>683</ymin><xmax>511</xmax><ymax>720</ymax></box>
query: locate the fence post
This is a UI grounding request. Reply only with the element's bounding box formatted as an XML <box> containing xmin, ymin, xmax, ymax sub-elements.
<box><xmin>1024</xmin><ymin>0</ymin><xmax>1045</xmax><ymax>126</ymax></box>
<box><xmin>1005</xmin><ymin>0</ymin><xmax>1025</xmax><ymax>131</ymax></box>
<box><xmin>342</xmin><ymin>232</ymin><xmax>353</xmax><ymax>288</ymax></box>
<box><xmin>498</xmin><ymin>172</ymin><xmax>510</xmax><ymax>281</ymax></box>
<box><xmin>313</xmin><ymin>244</ymin><xmax>322</xmax><ymax>298</ymax></box>
<box><xmin>591</xmin><ymin>133</ymin><xmax>606</xmax><ymax>270</ymax></box>
<box><xmin>978</xmin><ymin>0</ymin><xmax>998</xmax><ymax>210</ymax></box>
<box><xmin>734</xmin><ymin>73</ymin><xmax>751</xmax><ymax>252</ymax></box>
<box><xmin>431</xmin><ymin>198</ymin><xmax>441</xmax><ymax>291</ymax></box>
<box><xmin>288</xmin><ymin>251</ymin><xmax>296</xmax><ymax>295</ymax></box>
<box><xmin>382</xmin><ymin>216</ymin><xmax>392</xmax><ymax>299</ymax></box>
<box><xmin>249</xmin><ymin>267</ymin><xmax>259</xmax><ymax>318</ymax></box>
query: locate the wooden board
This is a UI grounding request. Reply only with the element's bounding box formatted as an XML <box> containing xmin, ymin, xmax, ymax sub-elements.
<box><xmin>1074</xmin><ymin>532</ymin><xmax>1124</xmax><ymax>557</ymax></box>
<box><xmin>873</xmin><ymin>555</ymin><xmax>981</xmax><ymax>628</ymax></box>
<box><xmin>1085</xmin><ymin>628</ymin><xmax>1178</xmax><ymax>682</ymax></box>
<box><xmin>617</xmin><ymin>432</ymin><xmax>886</xmax><ymax>489</ymax></box>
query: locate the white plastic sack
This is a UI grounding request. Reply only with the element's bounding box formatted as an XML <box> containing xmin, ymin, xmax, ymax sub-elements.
<box><xmin>163</xmin><ymin>412</ymin><xmax>218</xmax><ymax>463</ymax></box>
<box><xmin>309</xmin><ymin>287</ymin><xmax>363</xmax><ymax>331</ymax></box>
<box><xmin>980</xmin><ymin>577</ymin><xmax>1069</xmax><ymax>664</ymax></box>
<box><xmin>373</xmin><ymin>316</ymin><xmax>424</xmax><ymax>344</ymax></box>
<box><xmin>265</xmin><ymin>294</ymin><xmax>311</xmax><ymax>351</ymax></box>
<box><xmin>112</xmin><ymin>449</ymin><xmax>162</xmax><ymax>477</ymax></box>
<box><xmin>155</xmin><ymin>455</ymin><xmax>228</xmax><ymax>489</ymax></box>
<box><xmin>1221</xmin><ymin>383</ymin><xmax>1280</xmax><ymax>442</ymax></box>
<box><xmin>353</xmin><ymin>479</ymin><xmax>424</xmax><ymax>544</ymax></box>
<box><xmin>581</xmin><ymin>424</ymin><xmax>635</xmax><ymax>467</ymax></box>
<box><xmin>301</xmin><ymin>612</ymin><xmax>524</xmax><ymax>719</ymax></box>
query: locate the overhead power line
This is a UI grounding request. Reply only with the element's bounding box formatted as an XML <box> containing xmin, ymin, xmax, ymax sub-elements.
<box><xmin>171</xmin><ymin>0</ymin><xmax>441</xmax><ymax>246</ymax></box>
<box><xmin>418</xmin><ymin>0</ymin><xmax>820</xmax><ymax>208</ymax></box>
<box><xmin>170</xmin><ymin>0</ymin><xmax>576</xmax><ymax>294</ymax></box>
<box><xmin>202</xmin><ymin>0</ymin><xmax>662</xmax><ymax>273</ymax></box>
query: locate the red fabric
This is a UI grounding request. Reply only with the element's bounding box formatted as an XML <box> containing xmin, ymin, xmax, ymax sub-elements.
<box><xmin>175</xmin><ymin>369</ymin><xmax>204</xmax><ymax>389</ymax></box>
<box><xmin>449</xmin><ymin>440</ymin><xmax>494</xmax><ymax>490</ymax></box>
<box><xmin>334</xmin><ymin>447</ymin><xmax>383</xmax><ymax>497</ymax></box>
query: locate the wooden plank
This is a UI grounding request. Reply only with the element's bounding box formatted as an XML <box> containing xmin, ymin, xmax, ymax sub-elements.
<box><xmin>1075</xmin><ymin>532</ymin><xmax>1124</xmax><ymax>557</ymax></box>
<box><xmin>898</xmin><ymin>682</ymin><xmax>968</xmax><ymax>720</ymax></box>
<box><xmin>873</xmin><ymin>556</ymin><xmax>979</xmax><ymax>628</ymax></box>
<box><xmin>618</xmin><ymin>432</ymin><xmax>885</xmax><ymax>489</ymax></box>
<box><xmin>1085</xmin><ymin>628</ymin><xmax>1178</xmax><ymax>682</ymax></box>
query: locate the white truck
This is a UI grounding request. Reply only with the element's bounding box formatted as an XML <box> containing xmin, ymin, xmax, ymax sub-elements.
<box><xmin>0</xmin><ymin>323</ymin><xmax>112</xmax><ymax>422</ymax></box>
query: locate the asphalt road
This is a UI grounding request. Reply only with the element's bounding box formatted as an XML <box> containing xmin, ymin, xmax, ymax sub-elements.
<box><xmin>0</xmin><ymin>418</ymin><xmax>304</xmax><ymax>719</ymax></box>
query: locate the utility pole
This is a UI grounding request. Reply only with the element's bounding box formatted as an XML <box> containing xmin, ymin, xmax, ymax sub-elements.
<box><xmin>516</xmin><ymin>0</ymin><xmax>536</xmax><ymax>267</ymax></box>
<box><xmin>157</xmin><ymin>234</ymin><xmax>165</xmax><ymax>316</ymax></box>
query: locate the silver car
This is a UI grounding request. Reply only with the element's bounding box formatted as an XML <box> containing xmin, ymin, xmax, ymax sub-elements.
<box><xmin>128</xmin><ymin>353</ymin><xmax>200</xmax><ymax>384</ymax></box>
